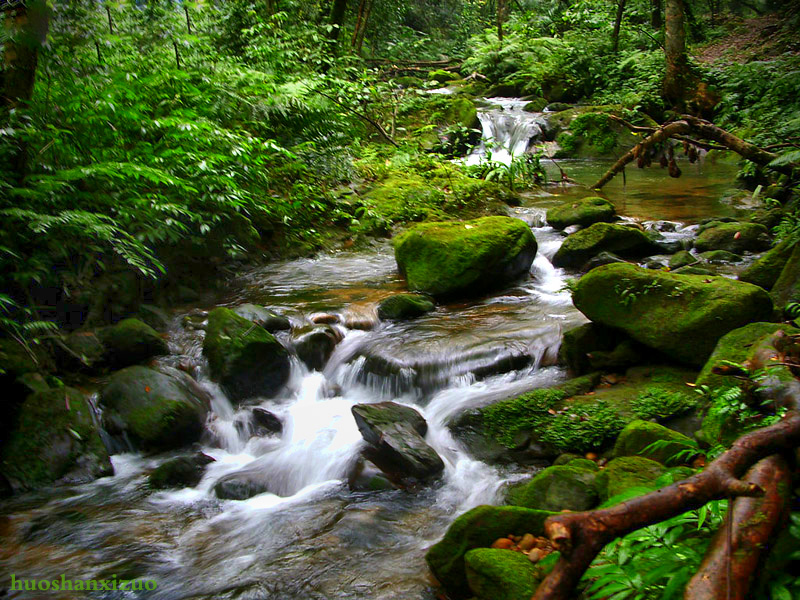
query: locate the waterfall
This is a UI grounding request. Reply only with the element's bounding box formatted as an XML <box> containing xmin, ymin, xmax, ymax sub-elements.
<box><xmin>467</xmin><ymin>98</ymin><xmax>549</xmax><ymax>165</ymax></box>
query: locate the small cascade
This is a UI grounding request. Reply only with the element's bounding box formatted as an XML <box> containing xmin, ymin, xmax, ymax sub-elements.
<box><xmin>467</xmin><ymin>98</ymin><xmax>549</xmax><ymax>165</ymax></box>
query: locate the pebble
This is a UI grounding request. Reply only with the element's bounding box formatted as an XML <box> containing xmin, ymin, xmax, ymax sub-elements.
<box><xmin>491</xmin><ymin>537</ymin><xmax>515</xmax><ymax>550</ymax></box>
<box><xmin>518</xmin><ymin>533</ymin><xmax>536</xmax><ymax>551</ymax></box>
<box><xmin>527</xmin><ymin>548</ymin><xmax>546</xmax><ymax>562</ymax></box>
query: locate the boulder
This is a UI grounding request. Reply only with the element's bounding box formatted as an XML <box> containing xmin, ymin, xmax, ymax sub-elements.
<box><xmin>148</xmin><ymin>453</ymin><xmax>215</xmax><ymax>490</ymax></box>
<box><xmin>377</xmin><ymin>294</ymin><xmax>435</xmax><ymax>320</ymax></box>
<box><xmin>251</xmin><ymin>407</ymin><xmax>283</xmax><ymax>436</ymax></box>
<box><xmin>668</xmin><ymin>250</ymin><xmax>695</xmax><ymax>270</ymax></box>
<box><xmin>1</xmin><ymin>387</ymin><xmax>112</xmax><ymax>490</ymax></box>
<box><xmin>232</xmin><ymin>303</ymin><xmax>291</xmax><ymax>332</ymax></box>
<box><xmin>738</xmin><ymin>241</ymin><xmax>795</xmax><ymax>290</ymax></box>
<box><xmin>771</xmin><ymin>243</ymin><xmax>800</xmax><ymax>316</ymax></box>
<box><xmin>613</xmin><ymin>420</ymin><xmax>695</xmax><ymax>464</ymax></box>
<box><xmin>523</xmin><ymin>97</ymin><xmax>547</xmax><ymax>112</ymax></box>
<box><xmin>98</xmin><ymin>318</ymin><xmax>168</xmax><ymax>368</ymax></box>
<box><xmin>59</xmin><ymin>331</ymin><xmax>107</xmax><ymax>372</ymax></box>
<box><xmin>425</xmin><ymin>505</ymin><xmax>555</xmax><ymax>598</ymax></box>
<box><xmin>572</xmin><ymin>263</ymin><xmax>774</xmax><ymax>366</ymax></box>
<box><xmin>293</xmin><ymin>325</ymin><xmax>341</xmax><ymax>371</ymax></box>
<box><xmin>581</xmin><ymin>251</ymin><xmax>628</xmax><ymax>272</ymax></box>
<box><xmin>203</xmin><ymin>307</ymin><xmax>291</xmax><ymax>402</ymax></box>
<box><xmin>546</xmin><ymin>197</ymin><xmax>616</xmax><ymax>230</ymax></box>
<box><xmin>394</xmin><ymin>216</ymin><xmax>537</xmax><ymax>299</ymax></box>
<box><xmin>465</xmin><ymin>548</ymin><xmax>541</xmax><ymax>600</ymax></box>
<box><xmin>100</xmin><ymin>365</ymin><xmax>210</xmax><ymax>451</ymax></box>
<box><xmin>695</xmin><ymin>322</ymin><xmax>799</xmax><ymax>390</ymax></box>
<box><xmin>547</xmin><ymin>196</ymin><xmax>617</xmax><ymax>229</ymax></box>
<box><xmin>552</xmin><ymin>223</ymin><xmax>659</xmax><ymax>269</ymax></box>
<box><xmin>505</xmin><ymin>465</ymin><xmax>599</xmax><ymax>512</ymax></box>
<box><xmin>558</xmin><ymin>323</ymin><xmax>627</xmax><ymax>375</ymax></box>
<box><xmin>596</xmin><ymin>456</ymin><xmax>665</xmax><ymax>501</ymax></box>
<box><xmin>352</xmin><ymin>402</ymin><xmax>442</xmax><ymax>480</ymax></box>
<box><xmin>693</xmin><ymin>221</ymin><xmax>771</xmax><ymax>254</ymax></box>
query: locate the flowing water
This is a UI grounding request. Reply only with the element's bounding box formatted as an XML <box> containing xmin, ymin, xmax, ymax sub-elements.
<box><xmin>0</xmin><ymin>100</ymin><xmax>753</xmax><ymax>600</ymax></box>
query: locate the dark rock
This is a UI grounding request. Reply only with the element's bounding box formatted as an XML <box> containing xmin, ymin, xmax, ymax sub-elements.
<box><xmin>251</xmin><ymin>407</ymin><xmax>283</xmax><ymax>436</ymax></box>
<box><xmin>59</xmin><ymin>331</ymin><xmax>107</xmax><ymax>372</ymax></box>
<box><xmin>293</xmin><ymin>325</ymin><xmax>342</xmax><ymax>371</ymax></box>
<box><xmin>0</xmin><ymin>473</ymin><xmax>12</xmax><ymax>498</ymax></box>
<box><xmin>352</xmin><ymin>402</ymin><xmax>442</xmax><ymax>480</ymax></box>
<box><xmin>100</xmin><ymin>365</ymin><xmax>210</xmax><ymax>452</ymax></box>
<box><xmin>348</xmin><ymin>458</ymin><xmax>398</xmax><ymax>492</ymax></box>
<box><xmin>148</xmin><ymin>453</ymin><xmax>215</xmax><ymax>490</ymax></box>
<box><xmin>558</xmin><ymin>322</ymin><xmax>628</xmax><ymax>375</ymax></box>
<box><xmin>213</xmin><ymin>470</ymin><xmax>272</xmax><ymax>500</ymax></box>
<box><xmin>1</xmin><ymin>387</ymin><xmax>113</xmax><ymax>490</ymax></box>
<box><xmin>232</xmin><ymin>303</ymin><xmax>291</xmax><ymax>332</ymax></box>
<box><xmin>203</xmin><ymin>307</ymin><xmax>291</xmax><ymax>402</ymax></box>
<box><xmin>771</xmin><ymin>243</ymin><xmax>800</xmax><ymax>317</ymax></box>
<box><xmin>98</xmin><ymin>318</ymin><xmax>169</xmax><ymax>368</ymax></box>
<box><xmin>582</xmin><ymin>251</ymin><xmax>628</xmax><ymax>272</ymax></box>
<box><xmin>668</xmin><ymin>250</ymin><xmax>695</xmax><ymax>270</ymax></box>
<box><xmin>377</xmin><ymin>294</ymin><xmax>435</xmax><ymax>320</ymax></box>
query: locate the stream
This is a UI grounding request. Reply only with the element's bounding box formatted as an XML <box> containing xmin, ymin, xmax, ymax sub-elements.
<box><xmin>0</xmin><ymin>100</ymin><xmax>750</xmax><ymax>600</ymax></box>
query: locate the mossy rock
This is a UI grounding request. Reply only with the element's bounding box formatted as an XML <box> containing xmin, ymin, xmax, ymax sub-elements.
<box><xmin>506</xmin><ymin>465</ymin><xmax>599</xmax><ymax>511</ymax></box>
<box><xmin>394</xmin><ymin>216</ymin><xmax>537</xmax><ymax>299</ymax></box>
<box><xmin>425</xmin><ymin>505</ymin><xmax>555</xmax><ymax>598</ymax></box>
<box><xmin>523</xmin><ymin>98</ymin><xmax>547</xmax><ymax>112</ymax></box>
<box><xmin>429</xmin><ymin>69</ymin><xmax>461</xmax><ymax>84</ymax></box>
<box><xmin>672</xmin><ymin>265</ymin><xmax>715</xmax><ymax>276</ymax></box>
<box><xmin>739</xmin><ymin>241</ymin><xmax>795</xmax><ymax>290</ymax></box>
<box><xmin>695</xmin><ymin>322</ymin><xmax>799</xmax><ymax>390</ymax></box>
<box><xmin>203</xmin><ymin>307</ymin><xmax>290</xmax><ymax>403</ymax></box>
<box><xmin>613</xmin><ymin>420</ymin><xmax>695</xmax><ymax>464</ymax></box>
<box><xmin>771</xmin><ymin>243</ymin><xmax>800</xmax><ymax>317</ymax></box>
<box><xmin>97</xmin><ymin>318</ymin><xmax>168</xmax><ymax>369</ymax></box>
<box><xmin>363</xmin><ymin>174</ymin><xmax>446</xmax><ymax>224</ymax></box>
<box><xmin>699</xmin><ymin>250</ymin><xmax>742</xmax><ymax>264</ymax></box>
<box><xmin>465</xmin><ymin>549</ymin><xmax>541</xmax><ymax>600</ymax></box>
<box><xmin>668</xmin><ymin>250</ymin><xmax>696</xmax><ymax>270</ymax></box>
<box><xmin>552</xmin><ymin>223</ymin><xmax>659</xmax><ymax>269</ymax></box>
<box><xmin>563</xmin><ymin>458</ymin><xmax>599</xmax><ymax>471</ymax></box>
<box><xmin>377</xmin><ymin>294</ymin><xmax>435</xmax><ymax>320</ymax></box>
<box><xmin>100</xmin><ymin>365</ymin><xmax>210</xmax><ymax>451</ymax></box>
<box><xmin>572</xmin><ymin>263</ymin><xmax>774</xmax><ymax>366</ymax></box>
<box><xmin>0</xmin><ymin>338</ymin><xmax>42</xmax><ymax>379</ymax></box>
<box><xmin>693</xmin><ymin>222</ymin><xmax>771</xmax><ymax>254</ymax></box>
<box><xmin>449</xmin><ymin>373</ymin><xmax>601</xmax><ymax>463</ymax></box>
<box><xmin>596</xmin><ymin>456</ymin><xmax>665</xmax><ymax>501</ymax></box>
<box><xmin>546</xmin><ymin>197</ymin><xmax>616</xmax><ymax>230</ymax></box>
<box><xmin>1</xmin><ymin>387</ymin><xmax>112</xmax><ymax>490</ymax></box>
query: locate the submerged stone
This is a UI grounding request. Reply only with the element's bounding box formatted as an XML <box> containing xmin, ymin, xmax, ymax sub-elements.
<box><xmin>377</xmin><ymin>294</ymin><xmax>435</xmax><ymax>320</ymax></box>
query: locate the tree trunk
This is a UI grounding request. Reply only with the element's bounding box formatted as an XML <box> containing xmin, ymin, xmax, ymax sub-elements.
<box><xmin>663</xmin><ymin>0</ymin><xmax>690</xmax><ymax>107</ymax></box>
<box><xmin>612</xmin><ymin>0</ymin><xmax>627</xmax><ymax>53</ymax></box>
<box><xmin>354</xmin><ymin>0</ymin><xmax>373</xmax><ymax>54</ymax></box>
<box><xmin>497</xmin><ymin>0</ymin><xmax>507</xmax><ymax>43</ymax></box>
<box><xmin>2</xmin><ymin>0</ymin><xmax>48</xmax><ymax>183</ymax></box>
<box><xmin>651</xmin><ymin>0</ymin><xmax>662</xmax><ymax>28</ymax></box>
<box><xmin>327</xmin><ymin>0</ymin><xmax>348</xmax><ymax>42</ymax></box>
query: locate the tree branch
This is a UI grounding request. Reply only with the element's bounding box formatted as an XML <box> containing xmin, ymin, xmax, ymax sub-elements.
<box><xmin>314</xmin><ymin>89</ymin><xmax>399</xmax><ymax>147</ymax></box>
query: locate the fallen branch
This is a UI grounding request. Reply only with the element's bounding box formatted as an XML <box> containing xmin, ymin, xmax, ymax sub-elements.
<box><xmin>592</xmin><ymin>115</ymin><xmax>796</xmax><ymax>189</ymax></box>
<box><xmin>531</xmin><ymin>331</ymin><xmax>800</xmax><ymax>600</ymax></box>
<box><xmin>684</xmin><ymin>454</ymin><xmax>792</xmax><ymax>600</ymax></box>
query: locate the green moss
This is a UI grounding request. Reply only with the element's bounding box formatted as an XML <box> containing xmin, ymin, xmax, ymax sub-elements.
<box><xmin>695</xmin><ymin>322</ymin><xmax>798</xmax><ymax>390</ymax></box>
<box><xmin>632</xmin><ymin>387</ymin><xmax>697</xmax><ymax>421</ymax></box>
<box><xmin>739</xmin><ymin>241</ymin><xmax>795</xmax><ymax>290</ymax></box>
<box><xmin>523</xmin><ymin>98</ymin><xmax>547</xmax><ymax>112</ymax></box>
<box><xmin>0</xmin><ymin>338</ymin><xmax>41</xmax><ymax>378</ymax></box>
<box><xmin>552</xmin><ymin>223</ymin><xmax>657</xmax><ymax>269</ymax></box>
<box><xmin>506</xmin><ymin>465</ymin><xmax>599</xmax><ymax>511</ymax></box>
<box><xmin>596</xmin><ymin>456</ymin><xmax>665</xmax><ymax>501</ymax></box>
<box><xmin>429</xmin><ymin>69</ymin><xmax>460</xmax><ymax>84</ymax></box>
<box><xmin>771</xmin><ymin>243</ymin><xmax>800</xmax><ymax>316</ymax></box>
<box><xmin>1</xmin><ymin>388</ymin><xmax>111</xmax><ymax>489</ymax></box>
<box><xmin>546</xmin><ymin>196</ymin><xmax>616</xmax><ymax>230</ymax></box>
<box><xmin>572</xmin><ymin>263</ymin><xmax>775</xmax><ymax>366</ymax></box>
<box><xmin>613</xmin><ymin>420</ymin><xmax>696</xmax><ymax>464</ymax></box>
<box><xmin>464</xmin><ymin>548</ymin><xmax>541</xmax><ymax>600</ymax></box>
<box><xmin>668</xmin><ymin>250</ymin><xmax>695</xmax><ymax>270</ymax></box>
<box><xmin>394</xmin><ymin>216</ymin><xmax>537</xmax><ymax>298</ymax></box>
<box><xmin>377</xmin><ymin>294</ymin><xmax>435</xmax><ymax>320</ymax></box>
<box><xmin>693</xmin><ymin>222</ymin><xmax>770</xmax><ymax>254</ymax></box>
<box><xmin>699</xmin><ymin>250</ymin><xmax>742</xmax><ymax>263</ymax></box>
<box><xmin>479</xmin><ymin>373</ymin><xmax>599</xmax><ymax>449</ymax></box>
<box><xmin>425</xmin><ymin>505</ymin><xmax>556</xmax><ymax>598</ymax></box>
<box><xmin>564</xmin><ymin>458</ymin><xmax>599</xmax><ymax>471</ymax></box>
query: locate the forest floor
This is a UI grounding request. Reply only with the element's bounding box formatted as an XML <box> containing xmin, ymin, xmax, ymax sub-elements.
<box><xmin>696</xmin><ymin>12</ymin><xmax>800</xmax><ymax>64</ymax></box>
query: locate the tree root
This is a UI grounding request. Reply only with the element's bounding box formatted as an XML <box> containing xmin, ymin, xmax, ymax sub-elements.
<box><xmin>530</xmin><ymin>330</ymin><xmax>800</xmax><ymax>600</ymax></box>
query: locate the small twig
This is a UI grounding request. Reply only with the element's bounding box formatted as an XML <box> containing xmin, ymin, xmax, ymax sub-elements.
<box><xmin>314</xmin><ymin>89</ymin><xmax>399</xmax><ymax>147</ymax></box>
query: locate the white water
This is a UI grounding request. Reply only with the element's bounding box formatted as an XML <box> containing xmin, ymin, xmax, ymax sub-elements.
<box><xmin>467</xmin><ymin>97</ymin><xmax>549</xmax><ymax>165</ymax></box>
